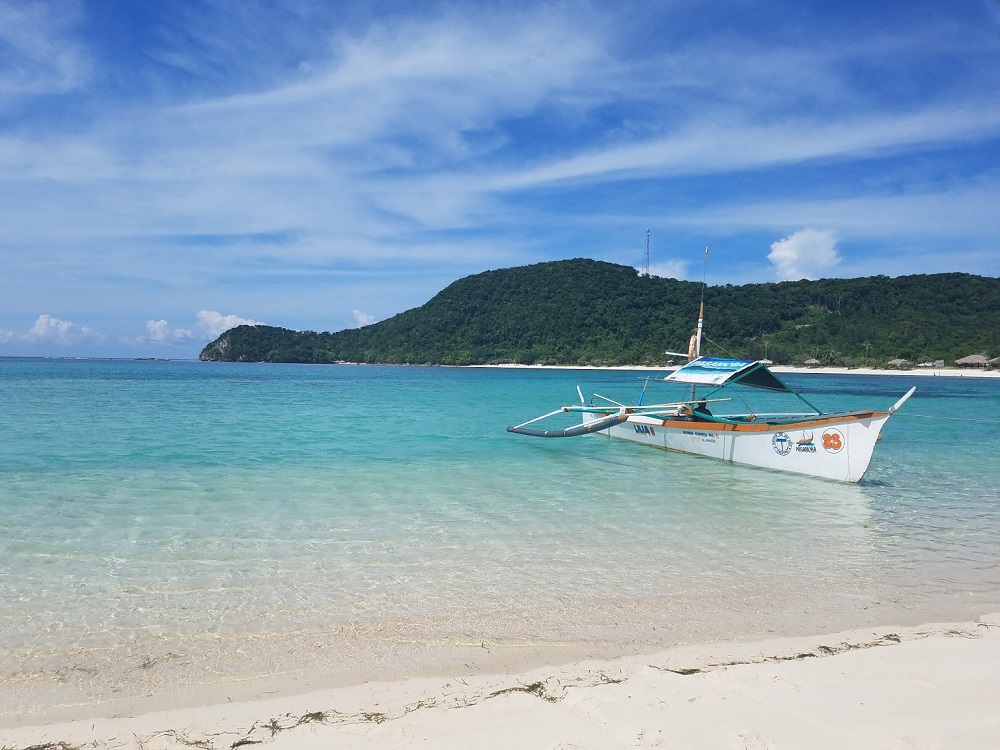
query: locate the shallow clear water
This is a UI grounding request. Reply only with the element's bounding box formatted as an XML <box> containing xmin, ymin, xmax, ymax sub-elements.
<box><xmin>1</xmin><ymin>360</ymin><xmax>998</xmax><ymax>716</ymax></box>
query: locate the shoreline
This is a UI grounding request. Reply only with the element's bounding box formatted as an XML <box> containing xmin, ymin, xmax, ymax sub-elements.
<box><xmin>477</xmin><ymin>362</ymin><xmax>1000</xmax><ymax>378</ymax></box>
<box><xmin>3</xmin><ymin>613</ymin><xmax>998</xmax><ymax>749</ymax></box>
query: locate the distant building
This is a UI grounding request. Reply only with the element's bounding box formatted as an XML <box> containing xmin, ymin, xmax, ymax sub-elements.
<box><xmin>955</xmin><ymin>354</ymin><xmax>989</xmax><ymax>369</ymax></box>
<box><xmin>887</xmin><ymin>358</ymin><xmax>911</xmax><ymax>370</ymax></box>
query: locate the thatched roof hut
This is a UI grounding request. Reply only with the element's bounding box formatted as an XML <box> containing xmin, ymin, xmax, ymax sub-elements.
<box><xmin>955</xmin><ymin>354</ymin><xmax>989</xmax><ymax>368</ymax></box>
<box><xmin>887</xmin><ymin>358</ymin><xmax>911</xmax><ymax>370</ymax></box>
<box><xmin>804</xmin><ymin>358</ymin><xmax>821</xmax><ymax>367</ymax></box>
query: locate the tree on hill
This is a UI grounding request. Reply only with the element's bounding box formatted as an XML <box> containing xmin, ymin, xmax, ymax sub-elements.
<box><xmin>200</xmin><ymin>260</ymin><xmax>1000</xmax><ymax>366</ymax></box>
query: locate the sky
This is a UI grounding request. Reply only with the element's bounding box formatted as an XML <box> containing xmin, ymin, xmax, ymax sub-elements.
<box><xmin>2</xmin><ymin>0</ymin><xmax>999</xmax><ymax>358</ymax></box>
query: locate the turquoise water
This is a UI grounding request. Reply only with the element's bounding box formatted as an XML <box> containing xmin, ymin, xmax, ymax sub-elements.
<box><xmin>1</xmin><ymin>360</ymin><xmax>998</xmax><ymax>716</ymax></box>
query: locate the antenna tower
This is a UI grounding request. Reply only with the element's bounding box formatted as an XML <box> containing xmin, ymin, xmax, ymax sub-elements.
<box><xmin>643</xmin><ymin>228</ymin><xmax>650</xmax><ymax>276</ymax></box>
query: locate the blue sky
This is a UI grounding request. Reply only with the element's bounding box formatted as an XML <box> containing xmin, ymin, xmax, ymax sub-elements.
<box><xmin>2</xmin><ymin>0</ymin><xmax>999</xmax><ymax>358</ymax></box>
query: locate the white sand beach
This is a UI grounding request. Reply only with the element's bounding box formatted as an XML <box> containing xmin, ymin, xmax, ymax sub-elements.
<box><xmin>483</xmin><ymin>362</ymin><xmax>1000</xmax><ymax>378</ymax></box>
<box><xmin>769</xmin><ymin>365</ymin><xmax>1000</xmax><ymax>379</ymax></box>
<box><xmin>3</xmin><ymin>614</ymin><xmax>998</xmax><ymax>749</ymax></box>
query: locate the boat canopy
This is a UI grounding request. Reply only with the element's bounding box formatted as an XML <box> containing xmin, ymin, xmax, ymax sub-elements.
<box><xmin>664</xmin><ymin>357</ymin><xmax>793</xmax><ymax>393</ymax></box>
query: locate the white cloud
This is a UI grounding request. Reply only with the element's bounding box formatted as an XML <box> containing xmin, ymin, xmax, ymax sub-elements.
<box><xmin>1</xmin><ymin>313</ymin><xmax>105</xmax><ymax>345</ymax></box>
<box><xmin>0</xmin><ymin>0</ymin><xmax>89</xmax><ymax>98</ymax></box>
<box><xmin>645</xmin><ymin>261</ymin><xmax>689</xmax><ymax>279</ymax></box>
<box><xmin>768</xmin><ymin>229</ymin><xmax>840</xmax><ymax>280</ymax></box>
<box><xmin>146</xmin><ymin>319</ymin><xmax>193</xmax><ymax>342</ymax></box>
<box><xmin>126</xmin><ymin>313</ymin><xmax>259</xmax><ymax>348</ymax></box>
<box><xmin>1</xmin><ymin>7</ymin><xmax>996</xmax><ymax>265</ymax></box>
<box><xmin>195</xmin><ymin>310</ymin><xmax>264</xmax><ymax>339</ymax></box>
<box><xmin>27</xmin><ymin>313</ymin><xmax>100</xmax><ymax>343</ymax></box>
<box><xmin>661</xmin><ymin>184</ymin><xmax>1000</xmax><ymax>239</ymax></box>
<box><xmin>352</xmin><ymin>309</ymin><xmax>376</xmax><ymax>327</ymax></box>
<box><xmin>488</xmin><ymin>106</ymin><xmax>1000</xmax><ymax>195</ymax></box>
<box><xmin>146</xmin><ymin>319</ymin><xmax>170</xmax><ymax>341</ymax></box>
<box><xmin>0</xmin><ymin>5</ymin><xmax>610</xmax><ymax>245</ymax></box>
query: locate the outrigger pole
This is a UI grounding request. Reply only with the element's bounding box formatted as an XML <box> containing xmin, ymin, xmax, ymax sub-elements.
<box><xmin>505</xmin><ymin>396</ymin><xmax>733</xmax><ymax>437</ymax></box>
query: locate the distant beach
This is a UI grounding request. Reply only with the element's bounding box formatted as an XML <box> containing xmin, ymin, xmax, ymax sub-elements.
<box><xmin>772</xmin><ymin>365</ymin><xmax>1000</xmax><ymax>378</ymax></box>
<box><xmin>481</xmin><ymin>362</ymin><xmax>1000</xmax><ymax>378</ymax></box>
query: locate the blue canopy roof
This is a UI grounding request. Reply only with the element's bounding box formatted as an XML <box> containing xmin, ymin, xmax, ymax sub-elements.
<box><xmin>665</xmin><ymin>357</ymin><xmax>793</xmax><ymax>392</ymax></box>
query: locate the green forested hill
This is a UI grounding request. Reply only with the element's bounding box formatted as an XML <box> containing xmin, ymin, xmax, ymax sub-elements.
<box><xmin>199</xmin><ymin>259</ymin><xmax>1000</xmax><ymax>367</ymax></box>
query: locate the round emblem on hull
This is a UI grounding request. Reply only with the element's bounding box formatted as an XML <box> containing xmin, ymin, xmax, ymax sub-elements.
<box><xmin>771</xmin><ymin>431</ymin><xmax>792</xmax><ymax>456</ymax></box>
<box><xmin>822</xmin><ymin>428</ymin><xmax>845</xmax><ymax>453</ymax></box>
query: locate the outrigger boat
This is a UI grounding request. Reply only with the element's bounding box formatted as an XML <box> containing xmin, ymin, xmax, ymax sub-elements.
<box><xmin>507</xmin><ymin>264</ymin><xmax>915</xmax><ymax>483</ymax></box>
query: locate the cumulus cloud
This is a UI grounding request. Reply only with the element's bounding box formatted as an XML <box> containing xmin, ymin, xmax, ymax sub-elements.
<box><xmin>645</xmin><ymin>261</ymin><xmax>689</xmax><ymax>279</ymax></box>
<box><xmin>352</xmin><ymin>309</ymin><xmax>376</xmax><ymax>327</ymax></box>
<box><xmin>146</xmin><ymin>319</ymin><xmax>193</xmax><ymax>342</ymax></box>
<box><xmin>128</xmin><ymin>312</ymin><xmax>261</xmax><ymax>348</ymax></box>
<box><xmin>768</xmin><ymin>229</ymin><xmax>840</xmax><ymax>280</ymax></box>
<box><xmin>0</xmin><ymin>314</ymin><xmax>104</xmax><ymax>347</ymax></box>
<box><xmin>195</xmin><ymin>310</ymin><xmax>264</xmax><ymax>339</ymax></box>
<box><xmin>22</xmin><ymin>313</ymin><xmax>103</xmax><ymax>344</ymax></box>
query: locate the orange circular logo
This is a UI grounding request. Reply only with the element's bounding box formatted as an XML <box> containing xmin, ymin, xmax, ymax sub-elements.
<box><xmin>822</xmin><ymin>428</ymin><xmax>845</xmax><ymax>453</ymax></box>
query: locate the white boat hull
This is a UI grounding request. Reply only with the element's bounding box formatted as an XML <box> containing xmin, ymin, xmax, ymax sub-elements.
<box><xmin>585</xmin><ymin>410</ymin><xmax>893</xmax><ymax>482</ymax></box>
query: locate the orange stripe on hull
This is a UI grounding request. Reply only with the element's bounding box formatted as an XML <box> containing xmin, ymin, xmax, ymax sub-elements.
<box><xmin>645</xmin><ymin>411</ymin><xmax>885</xmax><ymax>433</ymax></box>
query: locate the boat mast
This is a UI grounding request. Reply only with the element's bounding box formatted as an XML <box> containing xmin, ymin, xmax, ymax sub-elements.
<box><xmin>637</xmin><ymin>229</ymin><xmax>652</xmax><ymax>407</ymax></box>
<box><xmin>694</xmin><ymin>245</ymin><xmax>708</xmax><ymax>358</ymax></box>
<box><xmin>664</xmin><ymin>246</ymin><xmax>712</xmax><ymax>400</ymax></box>
<box><xmin>689</xmin><ymin>246</ymin><xmax>709</xmax><ymax>402</ymax></box>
